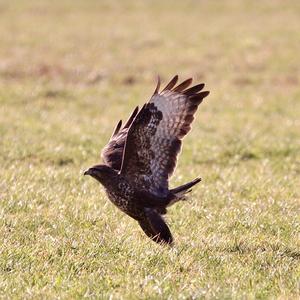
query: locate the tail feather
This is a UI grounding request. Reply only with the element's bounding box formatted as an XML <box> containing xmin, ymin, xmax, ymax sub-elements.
<box><xmin>170</xmin><ymin>177</ymin><xmax>201</xmax><ymax>199</ymax></box>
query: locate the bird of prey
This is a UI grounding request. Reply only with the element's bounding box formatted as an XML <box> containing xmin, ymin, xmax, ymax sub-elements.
<box><xmin>84</xmin><ymin>75</ymin><xmax>209</xmax><ymax>245</ymax></box>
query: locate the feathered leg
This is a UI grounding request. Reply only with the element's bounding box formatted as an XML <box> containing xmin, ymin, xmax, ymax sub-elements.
<box><xmin>138</xmin><ymin>208</ymin><xmax>173</xmax><ymax>245</ymax></box>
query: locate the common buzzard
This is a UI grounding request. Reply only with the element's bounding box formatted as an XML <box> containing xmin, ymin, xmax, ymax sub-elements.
<box><xmin>84</xmin><ymin>75</ymin><xmax>209</xmax><ymax>245</ymax></box>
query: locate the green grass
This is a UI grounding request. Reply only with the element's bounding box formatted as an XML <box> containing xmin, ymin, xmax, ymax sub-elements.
<box><xmin>0</xmin><ymin>0</ymin><xmax>299</xmax><ymax>299</ymax></box>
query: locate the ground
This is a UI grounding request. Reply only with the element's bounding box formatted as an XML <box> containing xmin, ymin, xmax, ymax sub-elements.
<box><xmin>0</xmin><ymin>0</ymin><xmax>299</xmax><ymax>299</ymax></box>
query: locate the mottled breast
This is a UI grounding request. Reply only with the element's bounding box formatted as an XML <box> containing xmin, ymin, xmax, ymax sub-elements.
<box><xmin>105</xmin><ymin>179</ymin><xmax>143</xmax><ymax>220</ymax></box>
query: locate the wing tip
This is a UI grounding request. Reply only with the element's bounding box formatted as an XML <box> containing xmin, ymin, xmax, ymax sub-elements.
<box><xmin>184</xmin><ymin>83</ymin><xmax>205</xmax><ymax>96</ymax></box>
<box><xmin>189</xmin><ymin>90</ymin><xmax>210</xmax><ymax>104</ymax></box>
<box><xmin>153</xmin><ymin>75</ymin><xmax>161</xmax><ymax>94</ymax></box>
<box><xmin>162</xmin><ymin>75</ymin><xmax>179</xmax><ymax>92</ymax></box>
<box><xmin>161</xmin><ymin>76</ymin><xmax>209</xmax><ymax>97</ymax></box>
<box><xmin>112</xmin><ymin>119</ymin><xmax>122</xmax><ymax>137</ymax></box>
<box><xmin>124</xmin><ymin>106</ymin><xmax>139</xmax><ymax>128</ymax></box>
<box><xmin>172</xmin><ymin>78</ymin><xmax>193</xmax><ymax>92</ymax></box>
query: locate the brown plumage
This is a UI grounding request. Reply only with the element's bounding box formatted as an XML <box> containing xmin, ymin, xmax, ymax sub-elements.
<box><xmin>84</xmin><ymin>75</ymin><xmax>209</xmax><ymax>245</ymax></box>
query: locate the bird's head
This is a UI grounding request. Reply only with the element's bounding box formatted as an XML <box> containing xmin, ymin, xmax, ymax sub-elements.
<box><xmin>84</xmin><ymin>164</ymin><xmax>117</xmax><ymax>184</ymax></box>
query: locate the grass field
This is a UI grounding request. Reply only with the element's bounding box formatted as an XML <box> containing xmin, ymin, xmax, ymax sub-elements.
<box><xmin>0</xmin><ymin>1</ymin><xmax>299</xmax><ymax>299</ymax></box>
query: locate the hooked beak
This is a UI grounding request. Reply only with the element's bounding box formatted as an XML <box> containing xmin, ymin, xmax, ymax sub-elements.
<box><xmin>83</xmin><ymin>168</ymin><xmax>92</xmax><ymax>176</ymax></box>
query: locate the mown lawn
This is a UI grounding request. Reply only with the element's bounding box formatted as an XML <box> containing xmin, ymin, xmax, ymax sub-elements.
<box><xmin>0</xmin><ymin>1</ymin><xmax>299</xmax><ymax>299</ymax></box>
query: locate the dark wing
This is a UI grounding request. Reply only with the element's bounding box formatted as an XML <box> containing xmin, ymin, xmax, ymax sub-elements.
<box><xmin>138</xmin><ymin>208</ymin><xmax>173</xmax><ymax>245</ymax></box>
<box><xmin>120</xmin><ymin>75</ymin><xmax>209</xmax><ymax>196</ymax></box>
<box><xmin>101</xmin><ymin>106</ymin><xmax>139</xmax><ymax>170</ymax></box>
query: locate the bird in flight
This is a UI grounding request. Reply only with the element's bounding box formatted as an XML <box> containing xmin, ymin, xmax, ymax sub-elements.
<box><xmin>84</xmin><ymin>75</ymin><xmax>209</xmax><ymax>245</ymax></box>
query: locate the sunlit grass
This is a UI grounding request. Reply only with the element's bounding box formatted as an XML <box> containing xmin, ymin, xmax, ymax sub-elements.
<box><xmin>0</xmin><ymin>0</ymin><xmax>299</xmax><ymax>299</ymax></box>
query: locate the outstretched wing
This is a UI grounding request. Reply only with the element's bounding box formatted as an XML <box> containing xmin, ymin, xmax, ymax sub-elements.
<box><xmin>138</xmin><ymin>208</ymin><xmax>173</xmax><ymax>245</ymax></box>
<box><xmin>101</xmin><ymin>106</ymin><xmax>139</xmax><ymax>170</ymax></box>
<box><xmin>120</xmin><ymin>75</ymin><xmax>209</xmax><ymax>196</ymax></box>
